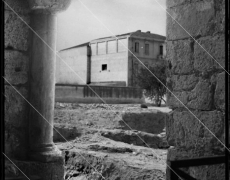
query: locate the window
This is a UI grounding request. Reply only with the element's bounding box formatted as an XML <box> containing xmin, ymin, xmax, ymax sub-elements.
<box><xmin>135</xmin><ymin>42</ymin><xmax>139</xmax><ymax>53</ymax></box>
<box><xmin>145</xmin><ymin>44</ymin><xmax>149</xmax><ymax>55</ymax></box>
<box><xmin>102</xmin><ymin>64</ymin><xmax>107</xmax><ymax>71</ymax></box>
<box><xmin>160</xmin><ymin>45</ymin><xmax>163</xmax><ymax>55</ymax></box>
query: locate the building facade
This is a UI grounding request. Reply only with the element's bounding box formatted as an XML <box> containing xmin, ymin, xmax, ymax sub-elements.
<box><xmin>56</xmin><ymin>30</ymin><xmax>166</xmax><ymax>87</ymax></box>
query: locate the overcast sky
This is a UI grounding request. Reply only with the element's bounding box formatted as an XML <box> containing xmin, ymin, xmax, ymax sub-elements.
<box><xmin>57</xmin><ymin>0</ymin><xmax>166</xmax><ymax>51</ymax></box>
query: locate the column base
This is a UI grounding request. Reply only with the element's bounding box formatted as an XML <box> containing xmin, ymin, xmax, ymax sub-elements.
<box><xmin>29</xmin><ymin>144</ymin><xmax>63</xmax><ymax>163</ymax></box>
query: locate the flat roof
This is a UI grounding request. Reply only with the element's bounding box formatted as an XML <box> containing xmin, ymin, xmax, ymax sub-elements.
<box><xmin>59</xmin><ymin>30</ymin><xmax>166</xmax><ymax>51</ymax></box>
<box><xmin>59</xmin><ymin>42</ymin><xmax>89</xmax><ymax>52</ymax></box>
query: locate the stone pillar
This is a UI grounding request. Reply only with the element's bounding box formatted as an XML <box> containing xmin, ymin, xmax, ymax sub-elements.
<box><xmin>166</xmin><ymin>0</ymin><xmax>225</xmax><ymax>179</ymax></box>
<box><xmin>28</xmin><ymin>0</ymin><xmax>71</xmax><ymax>162</ymax></box>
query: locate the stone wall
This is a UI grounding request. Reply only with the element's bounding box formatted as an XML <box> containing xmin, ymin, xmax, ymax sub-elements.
<box><xmin>166</xmin><ymin>0</ymin><xmax>225</xmax><ymax>179</ymax></box>
<box><xmin>55</xmin><ymin>84</ymin><xmax>144</xmax><ymax>104</ymax></box>
<box><xmin>4</xmin><ymin>0</ymin><xmax>31</xmax><ymax>160</ymax></box>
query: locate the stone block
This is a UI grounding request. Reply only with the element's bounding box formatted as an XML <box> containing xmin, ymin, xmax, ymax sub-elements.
<box><xmin>166</xmin><ymin>147</ymin><xmax>225</xmax><ymax>180</ymax></box>
<box><xmin>166</xmin><ymin>110</ymin><xmax>224</xmax><ymax>151</ymax></box>
<box><xmin>214</xmin><ymin>72</ymin><xmax>225</xmax><ymax>110</ymax></box>
<box><xmin>167</xmin><ymin>0</ymin><xmax>216</xmax><ymax>40</ymax></box>
<box><xmin>5</xmin><ymin>50</ymin><xmax>29</xmax><ymax>85</ymax></box>
<box><xmin>5</xmin><ymin>85</ymin><xmax>28</xmax><ymax>128</ymax></box>
<box><xmin>167</xmin><ymin>79</ymin><xmax>213</xmax><ymax>110</ymax></box>
<box><xmin>121</xmin><ymin>110</ymin><xmax>166</xmax><ymax>134</ymax></box>
<box><xmin>5</xmin><ymin>10</ymin><xmax>30</xmax><ymax>51</ymax></box>
<box><xmin>171</xmin><ymin>74</ymin><xmax>199</xmax><ymax>91</ymax></box>
<box><xmin>4</xmin><ymin>0</ymin><xmax>30</xmax><ymax>14</ymax></box>
<box><xmin>194</xmin><ymin>35</ymin><xmax>225</xmax><ymax>72</ymax></box>
<box><xmin>166</xmin><ymin>39</ymin><xmax>194</xmax><ymax>74</ymax></box>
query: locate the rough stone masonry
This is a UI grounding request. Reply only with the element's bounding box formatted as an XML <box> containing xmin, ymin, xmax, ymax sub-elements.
<box><xmin>166</xmin><ymin>0</ymin><xmax>226</xmax><ymax>179</ymax></box>
<box><xmin>4</xmin><ymin>0</ymin><xmax>71</xmax><ymax>179</ymax></box>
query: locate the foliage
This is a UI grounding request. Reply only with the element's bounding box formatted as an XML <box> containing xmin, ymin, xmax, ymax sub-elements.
<box><xmin>136</xmin><ymin>65</ymin><xmax>167</xmax><ymax>106</ymax></box>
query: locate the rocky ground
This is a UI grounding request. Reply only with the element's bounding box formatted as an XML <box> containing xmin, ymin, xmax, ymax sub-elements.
<box><xmin>54</xmin><ymin>103</ymin><xmax>172</xmax><ymax>180</ymax></box>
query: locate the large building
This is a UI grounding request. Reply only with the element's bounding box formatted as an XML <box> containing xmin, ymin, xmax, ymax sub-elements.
<box><xmin>56</xmin><ymin>30</ymin><xmax>166</xmax><ymax>87</ymax></box>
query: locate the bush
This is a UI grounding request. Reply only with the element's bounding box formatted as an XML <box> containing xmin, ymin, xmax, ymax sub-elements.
<box><xmin>136</xmin><ymin>65</ymin><xmax>166</xmax><ymax>107</ymax></box>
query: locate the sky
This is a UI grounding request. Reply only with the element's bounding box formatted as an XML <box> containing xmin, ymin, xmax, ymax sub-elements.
<box><xmin>57</xmin><ymin>0</ymin><xmax>166</xmax><ymax>51</ymax></box>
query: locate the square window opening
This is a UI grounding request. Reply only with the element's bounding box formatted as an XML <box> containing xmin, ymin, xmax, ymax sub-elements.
<box><xmin>102</xmin><ymin>64</ymin><xmax>107</xmax><ymax>71</ymax></box>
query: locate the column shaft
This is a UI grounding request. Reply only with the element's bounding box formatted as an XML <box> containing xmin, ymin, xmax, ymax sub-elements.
<box><xmin>28</xmin><ymin>11</ymin><xmax>60</xmax><ymax>162</ymax></box>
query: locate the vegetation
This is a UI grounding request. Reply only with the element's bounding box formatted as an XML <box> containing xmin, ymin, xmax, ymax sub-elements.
<box><xmin>136</xmin><ymin>65</ymin><xmax>167</xmax><ymax>107</ymax></box>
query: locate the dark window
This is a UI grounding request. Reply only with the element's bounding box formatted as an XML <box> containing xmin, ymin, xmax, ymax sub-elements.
<box><xmin>135</xmin><ymin>42</ymin><xmax>139</xmax><ymax>53</ymax></box>
<box><xmin>102</xmin><ymin>64</ymin><xmax>107</xmax><ymax>71</ymax></box>
<box><xmin>145</xmin><ymin>44</ymin><xmax>149</xmax><ymax>55</ymax></box>
<box><xmin>160</xmin><ymin>45</ymin><xmax>163</xmax><ymax>55</ymax></box>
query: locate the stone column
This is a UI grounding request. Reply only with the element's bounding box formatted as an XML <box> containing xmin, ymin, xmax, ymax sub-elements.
<box><xmin>28</xmin><ymin>0</ymin><xmax>71</xmax><ymax>162</ymax></box>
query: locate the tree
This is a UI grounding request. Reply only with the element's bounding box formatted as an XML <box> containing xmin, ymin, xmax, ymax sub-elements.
<box><xmin>135</xmin><ymin>65</ymin><xmax>167</xmax><ymax>107</ymax></box>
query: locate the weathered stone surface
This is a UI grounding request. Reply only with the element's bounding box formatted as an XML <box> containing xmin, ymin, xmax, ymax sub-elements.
<box><xmin>167</xmin><ymin>0</ymin><xmax>216</xmax><ymax>40</ymax></box>
<box><xmin>194</xmin><ymin>35</ymin><xmax>225</xmax><ymax>71</ymax></box>
<box><xmin>166</xmin><ymin>110</ymin><xmax>224</xmax><ymax>151</ymax></box>
<box><xmin>10</xmin><ymin>159</ymin><xmax>65</xmax><ymax>180</ymax></box>
<box><xmin>167</xmin><ymin>79</ymin><xmax>213</xmax><ymax>110</ymax></box>
<box><xmin>171</xmin><ymin>74</ymin><xmax>198</xmax><ymax>91</ymax></box>
<box><xmin>5</xmin><ymin>125</ymin><xmax>28</xmax><ymax>160</ymax></box>
<box><xmin>5</xmin><ymin>11</ymin><xmax>30</xmax><ymax>51</ymax></box>
<box><xmin>166</xmin><ymin>39</ymin><xmax>194</xmax><ymax>74</ymax></box>
<box><xmin>121</xmin><ymin>110</ymin><xmax>166</xmax><ymax>134</ymax></box>
<box><xmin>5</xmin><ymin>85</ymin><xmax>28</xmax><ymax>128</ymax></box>
<box><xmin>28</xmin><ymin>0</ymin><xmax>71</xmax><ymax>12</ymax></box>
<box><xmin>215</xmin><ymin>0</ymin><xmax>225</xmax><ymax>33</ymax></box>
<box><xmin>5</xmin><ymin>50</ymin><xmax>29</xmax><ymax>85</ymax></box>
<box><xmin>166</xmin><ymin>147</ymin><xmax>225</xmax><ymax>180</ymax></box>
<box><xmin>166</xmin><ymin>0</ymin><xmax>187</xmax><ymax>8</ymax></box>
<box><xmin>4</xmin><ymin>0</ymin><xmax>30</xmax><ymax>14</ymax></box>
<box><xmin>166</xmin><ymin>0</ymin><xmax>225</xmax><ymax>179</ymax></box>
<box><xmin>214</xmin><ymin>72</ymin><xmax>225</xmax><ymax>110</ymax></box>
<box><xmin>4</xmin><ymin>85</ymin><xmax>29</xmax><ymax>159</ymax></box>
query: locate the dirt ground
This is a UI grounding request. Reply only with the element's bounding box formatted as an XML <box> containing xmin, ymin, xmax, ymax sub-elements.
<box><xmin>54</xmin><ymin>103</ymin><xmax>172</xmax><ymax>180</ymax></box>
